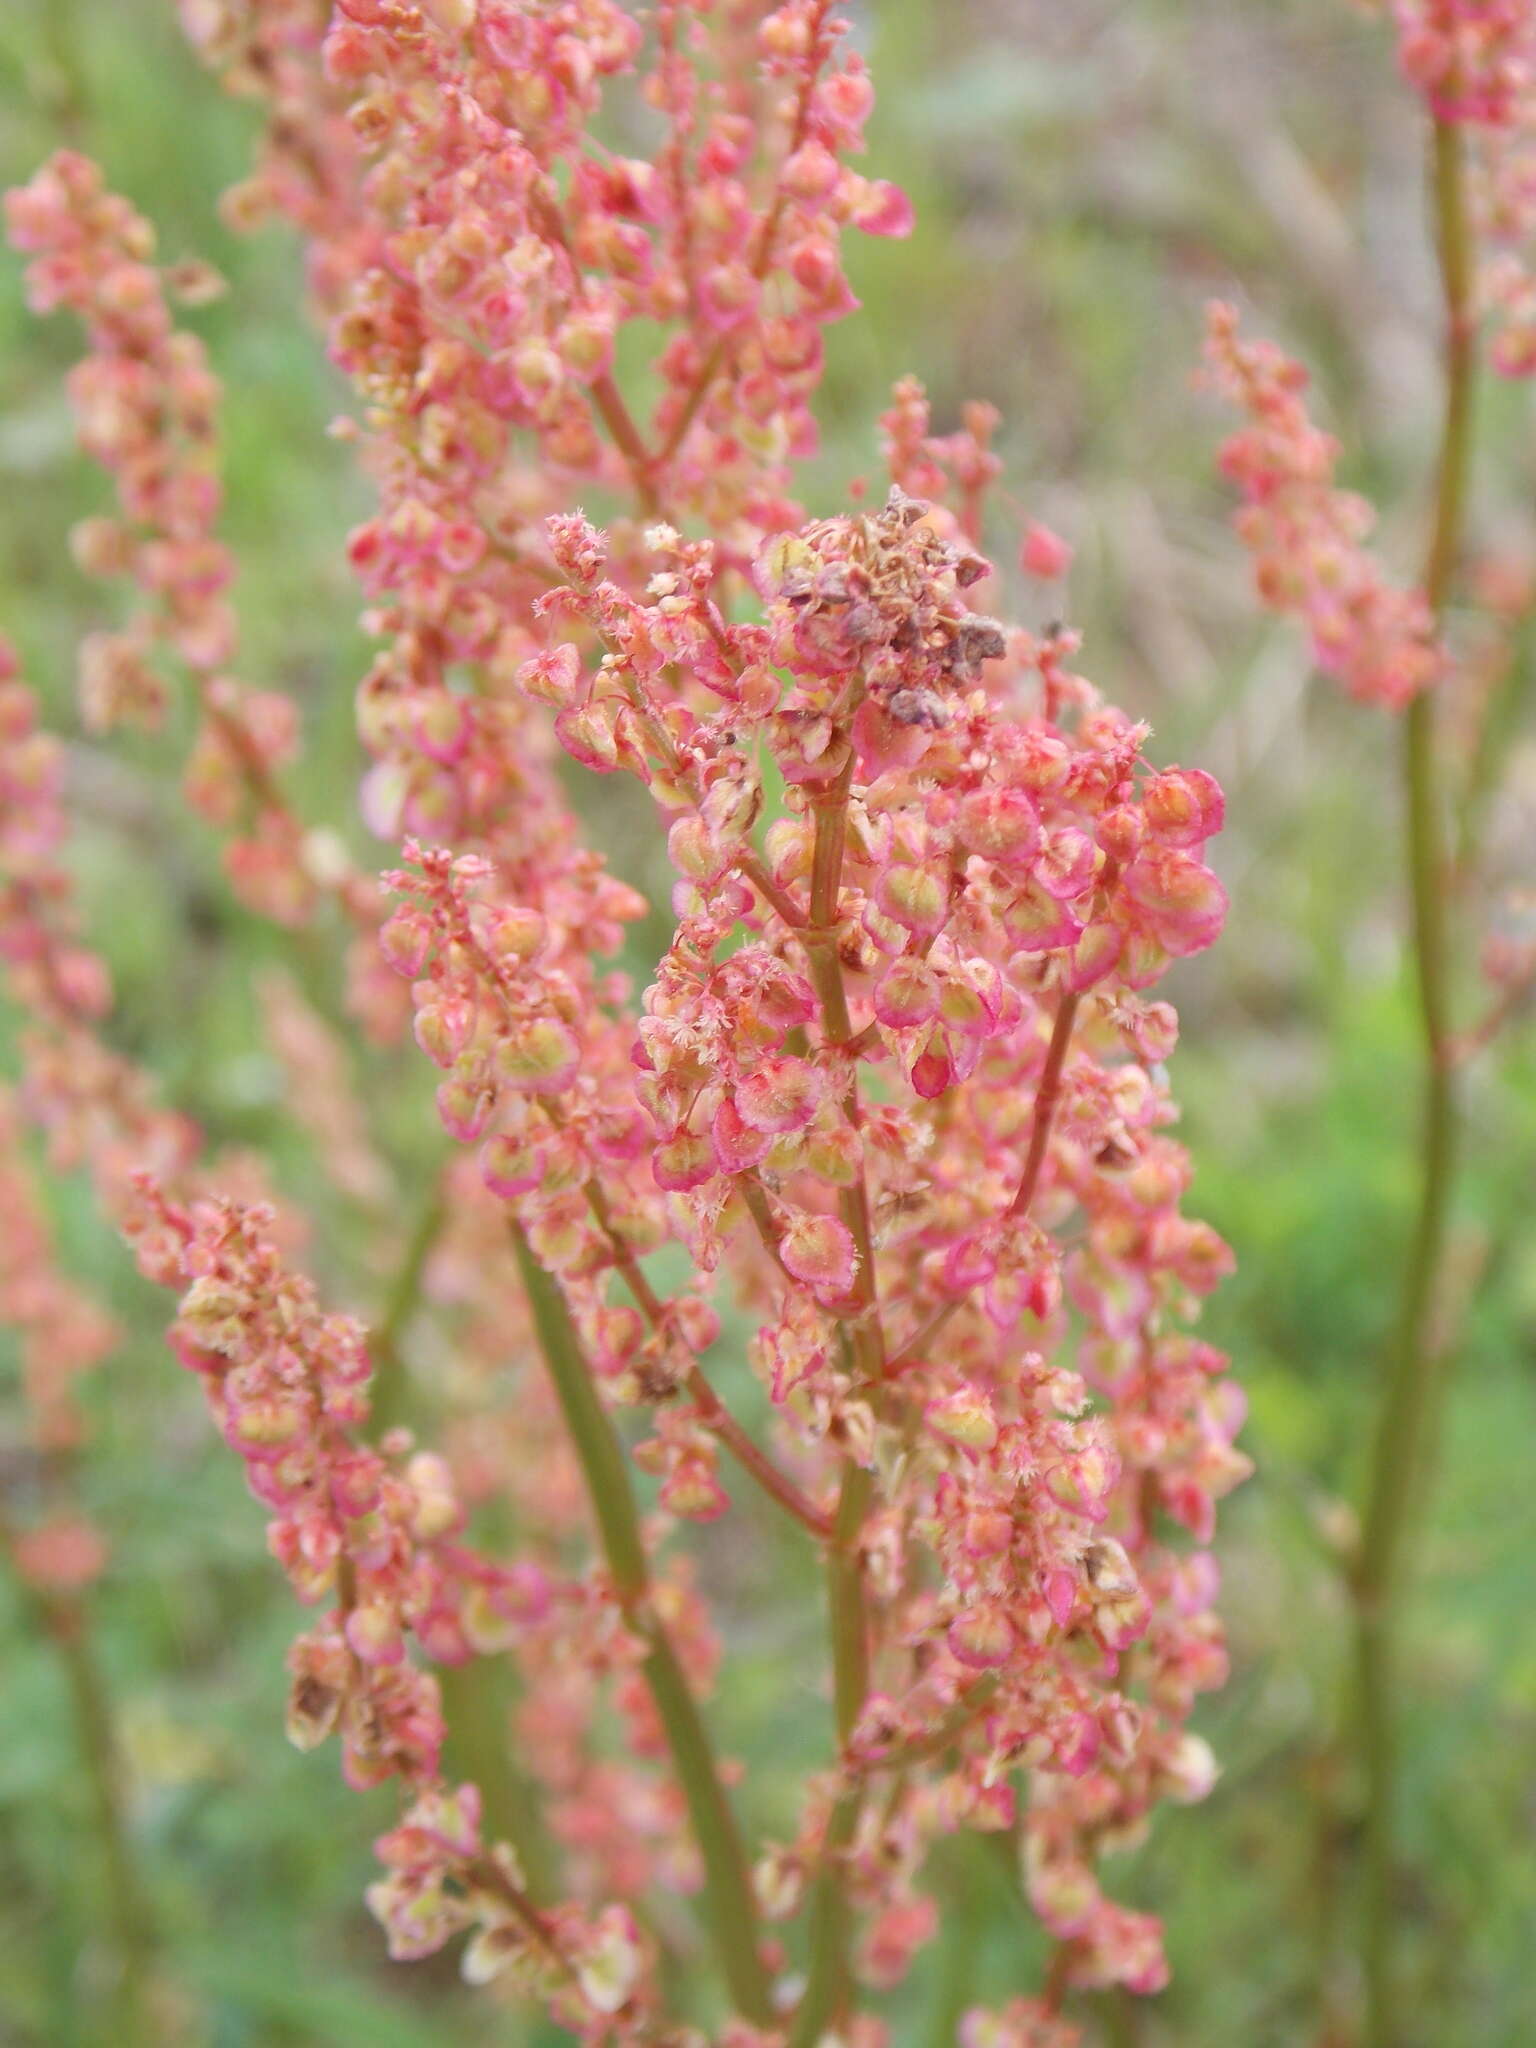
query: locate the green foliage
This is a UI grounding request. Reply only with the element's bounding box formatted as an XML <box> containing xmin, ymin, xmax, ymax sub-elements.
<box><xmin>1</xmin><ymin>2</ymin><xmax>1533</xmax><ymax>2043</ymax></box>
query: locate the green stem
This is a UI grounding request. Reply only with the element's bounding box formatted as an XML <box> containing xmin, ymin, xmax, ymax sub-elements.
<box><xmin>55</xmin><ymin>1617</ymin><xmax>152</xmax><ymax>2033</ymax></box>
<box><xmin>927</xmin><ymin>1852</ymin><xmax>982</xmax><ymax>2048</ymax></box>
<box><xmin>827</xmin><ymin>1464</ymin><xmax>874</xmax><ymax>1751</ymax></box>
<box><xmin>577</xmin><ymin>1172</ymin><xmax>832</xmax><ymax>1538</ymax></box>
<box><xmin>790</xmin><ymin>748</ymin><xmax>884</xmax><ymax>2048</ymax></box>
<box><xmin>1</xmin><ymin>1495</ymin><xmax>152</xmax><ymax>2034</ymax></box>
<box><xmin>4</xmin><ymin>1535</ymin><xmax>153</xmax><ymax>2040</ymax></box>
<box><xmin>1352</xmin><ymin>112</ymin><xmax>1473</xmax><ymax>2048</ymax></box>
<box><xmin>438</xmin><ymin>1662</ymin><xmax>560</xmax><ymax>1905</ymax></box>
<box><xmin>508</xmin><ymin>1224</ymin><xmax>774</xmax><ymax>2026</ymax></box>
<box><xmin>1452</xmin><ymin>620</ymin><xmax>1531</xmax><ymax>886</ymax></box>
<box><xmin>367</xmin><ymin>1186</ymin><xmax>445</xmax><ymax>1434</ymax></box>
<box><xmin>787</xmin><ymin>1477</ymin><xmax>870</xmax><ymax>2048</ymax></box>
<box><xmin>1102</xmin><ymin>1987</ymin><xmax>1144</xmax><ymax>2048</ymax></box>
<box><xmin>1306</xmin><ymin>1742</ymin><xmax>1350</xmax><ymax>2037</ymax></box>
<box><xmin>40</xmin><ymin>0</ymin><xmax>89</xmax><ymax>139</ymax></box>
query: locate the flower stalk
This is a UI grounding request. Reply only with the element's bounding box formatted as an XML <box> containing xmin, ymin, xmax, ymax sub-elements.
<box><xmin>508</xmin><ymin>1223</ymin><xmax>774</xmax><ymax>2026</ymax></box>
<box><xmin>367</xmin><ymin>1185</ymin><xmax>446</xmax><ymax>1434</ymax></box>
<box><xmin>789</xmin><ymin>736</ymin><xmax>883</xmax><ymax>2045</ymax></box>
<box><xmin>0</xmin><ymin>1514</ymin><xmax>152</xmax><ymax>2040</ymax></box>
<box><xmin>6</xmin><ymin>9</ymin><xmax>1242</xmax><ymax>2032</ymax></box>
<box><xmin>54</xmin><ymin>1610</ymin><xmax>154</xmax><ymax>2035</ymax></box>
<box><xmin>1352</xmin><ymin>111</ymin><xmax>1476</xmax><ymax>2048</ymax></box>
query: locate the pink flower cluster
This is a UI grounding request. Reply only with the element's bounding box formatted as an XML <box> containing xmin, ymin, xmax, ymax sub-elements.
<box><xmin>1383</xmin><ymin>0</ymin><xmax>1536</xmax><ymax>375</ymax></box>
<box><xmin>1203</xmin><ymin>300</ymin><xmax>1447</xmax><ymax>710</ymax></box>
<box><xmin>0</xmin><ymin>1087</ymin><xmax>117</xmax><ymax>1599</ymax></box>
<box><xmin>368</xmin><ymin>1783</ymin><xmax>650</xmax><ymax>2019</ymax></box>
<box><xmin>3</xmin><ymin>151</ymin><xmax>402</xmax><ymax>982</ymax></box>
<box><xmin>130</xmin><ymin>1190</ymin><xmax>526</xmax><ymax>1785</ymax></box>
<box><xmin>6</xmin><ymin>152</ymin><xmax>233</xmax><ymax>729</ymax></box>
<box><xmin>4</xmin><ymin>0</ymin><xmax>1245</xmax><ymax>2034</ymax></box>
<box><xmin>0</xmin><ymin>638</ymin><xmax>199</xmax><ymax>1223</ymax></box>
<box><xmin>376</xmin><ymin>460</ymin><xmax>1242</xmax><ymax>2006</ymax></box>
<box><xmin>177</xmin><ymin>0</ymin><xmax>372</xmax><ymax>310</ymax></box>
<box><xmin>136</xmin><ymin>1184</ymin><xmax>679</xmax><ymax>2021</ymax></box>
<box><xmin>0</xmin><ymin>623</ymin><xmax>710</xmax><ymax>2012</ymax></box>
<box><xmin>314</xmin><ymin>0</ymin><xmax>908</xmax><ymax>538</ymax></box>
<box><xmin>1389</xmin><ymin>0</ymin><xmax>1533</xmax><ymax>124</ymax></box>
<box><xmin>133</xmin><ymin>1172</ymin><xmax>764</xmax><ymax>2022</ymax></box>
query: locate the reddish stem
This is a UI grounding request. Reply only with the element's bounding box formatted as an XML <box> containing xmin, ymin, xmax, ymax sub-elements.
<box><xmin>885</xmin><ymin>987</ymin><xmax>1079</xmax><ymax>1377</ymax></box>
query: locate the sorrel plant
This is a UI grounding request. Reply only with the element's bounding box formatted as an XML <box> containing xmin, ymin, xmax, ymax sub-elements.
<box><xmin>3</xmin><ymin>3</ymin><xmax>1248</xmax><ymax>2041</ymax></box>
<box><xmin>1206</xmin><ymin>7</ymin><xmax>1536</xmax><ymax>2040</ymax></box>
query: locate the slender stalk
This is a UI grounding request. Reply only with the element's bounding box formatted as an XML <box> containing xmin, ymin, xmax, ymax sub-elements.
<box><xmin>927</xmin><ymin>1842</ymin><xmax>982</xmax><ymax>2048</ymax></box>
<box><xmin>886</xmin><ymin>986</ymin><xmax>1079</xmax><ymax>1377</ymax></box>
<box><xmin>827</xmin><ymin>1464</ymin><xmax>874</xmax><ymax>1746</ymax></box>
<box><xmin>789</xmin><ymin>745</ymin><xmax>885</xmax><ymax>2046</ymax></box>
<box><xmin>529</xmin><ymin>184</ymin><xmax>665</xmax><ymax>521</ymax></box>
<box><xmin>367</xmin><ymin>1186</ymin><xmax>444</xmax><ymax>1433</ymax></box>
<box><xmin>508</xmin><ymin>1223</ymin><xmax>774</xmax><ymax>2025</ymax></box>
<box><xmin>857</xmin><ymin>1675</ymin><xmax>1001</xmax><ymax>1776</ymax></box>
<box><xmin>1102</xmin><ymin>1987</ymin><xmax>1144</xmax><ymax>2048</ymax></box>
<box><xmin>465</xmin><ymin>1850</ymin><xmax>582</xmax><ymax>1985</ymax></box>
<box><xmin>1007</xmin><ymin>990</ymin><xmax>1081</xmax><ymax>1222</ymax></box>
<box><xmin>803</xmin><ymin>746</ymin><xmax>884</xmax><ymax>1355</ymax></box>
<box><xmin>1042</xmin><ymin>1941</ymin><xmax>1075</xmax><ymax>2013</ymax></box>
<box><xmin>577</xmin><ymin>1170</ymin><xmax>832</xmax><ymax>1538</ymax></box>
<box><xmin>55</xmin><ymin>1615</ymin><xmax>153</xmax><ymax>2032</ymax></box>
<box><xmin>652</xmin><ymin>0</ymin><xmax>836</xmax><ymax>471</ymax></box>
<box><xmin>1351</xmin><ymin>112</ymin><xmax>1474</xmax><ymax>2048</ymax></box>
<box><xmin>788</xmin><ymin>1463</ymin><xmax>873</xmax><ymax>2048</ymax></box>
<box><xmin>738</xmin><ymin>849</ymin><xmax>810</xmax><ymax>932</ymax></box>
<box><xmin>682</xmin><ymin>1362</ymin><xmax>833</xmax><ymax>1539</ymax></box>
<box><xmin>1307</xmin><ymin>1743</ymin><xmax>1351</xmax><ymax>2042</ymax></box>
<box><xmin>438</xmin><ymin>1662</ymin><xmax>560</xmax><ymax>1904</ymax></box>
<box><xmin>0</xmin><ymin>1520</ymin><xmax>152</xmax><ymax>2039</ymax></box>
<box><xmin>590</xmin><ymin>370</ymin><xmax>661</xmax><ymax>519</ymax></box>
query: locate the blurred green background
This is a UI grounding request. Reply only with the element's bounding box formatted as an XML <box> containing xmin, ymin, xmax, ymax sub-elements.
<box><xmin>2</xmin><ymin>2</ymin><xmax>1534</xmax><ymax>2043</ymax></box>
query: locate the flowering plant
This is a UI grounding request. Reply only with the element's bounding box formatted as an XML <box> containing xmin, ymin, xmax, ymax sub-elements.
<box><xmin>3</xmin><ymin>3</ymin><xmax>1243</xmax><ymax>2040</ymax></box>
<box><xmin>1200</xmin><ymin>10</ymin><xmax>1536</xmax><ymax>2044</ymax></box>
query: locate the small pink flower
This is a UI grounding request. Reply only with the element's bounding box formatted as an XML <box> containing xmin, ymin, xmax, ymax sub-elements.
<box><xmin>948</xmin><ymin>1603</ymin><xmax>1017</xmax><ymax>1669</ymax></box>
<box><xmin>734</xmin><ymin>1057</ymin><xmax>826</xmax><ymax>1134</ymax></box>
<box><xmin>12</xmin><ymin>1516</ymin><xmax>109</xmax><ymax>1592</ymax></box>
<box><xmin>1019</xmin><ymin>522</ymin><xmax>1072</xmax><ymax>579</ymax></box>
<box><xmin>925</xmin><ymin>1388</ymin><xmax>1000</xmax><ymax>1453</ymax></box>
<box><xmin>779</xmin><ymin>1212</ymin><xmax>858</xmax><ymax>1297</ymax></box>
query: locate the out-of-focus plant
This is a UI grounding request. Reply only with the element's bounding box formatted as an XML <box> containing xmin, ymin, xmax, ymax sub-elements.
<box><xmin>2</xmin><ymin>3</ymin><xmax>1243</xmax><ymax>2043</ymax></box>
<box><xmin>1206</xmin><ymin>8</ymin><xmax>1536</xmax><ymax>2043</ymax></box>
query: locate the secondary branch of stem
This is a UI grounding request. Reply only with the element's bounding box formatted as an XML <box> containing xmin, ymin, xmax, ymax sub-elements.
<box><xmin>577</xmin><ymin>1170</ymin><xmax>833</xmax><ymax>1538</ymax></box>
<box><xmin>508</xmin><ymin>1224</ymin><xmax>774</xmax><ymax>2025</ymax></box>
<box><xmin>367</xmin><ymin>1185</ymin><xmax>445</xmax><ymax>1433</ymax></box>
<box><xmin>885</xmin><ymin>985</ymin><xmax>1080</xmax><ymax>1378</ymax></box>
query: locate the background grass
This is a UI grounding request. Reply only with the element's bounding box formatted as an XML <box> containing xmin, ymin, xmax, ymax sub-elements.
<box><xmin>2</xmin><ymin>2</ymin><xmax>1534</xmax><ymax>2042</ymax></box>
